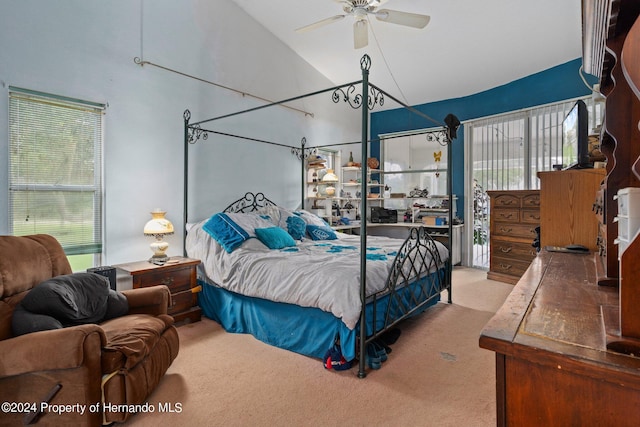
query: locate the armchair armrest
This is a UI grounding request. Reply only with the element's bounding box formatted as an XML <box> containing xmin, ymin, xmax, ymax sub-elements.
<box><xmin>0</xmin><ymin>324</ymin><xmax>105</xmax><ymax>378</ymax></box>
<box><xmin>121</xmin><ymin>285</ymin><xmax>170</xmax><ymax>316</ymax></box>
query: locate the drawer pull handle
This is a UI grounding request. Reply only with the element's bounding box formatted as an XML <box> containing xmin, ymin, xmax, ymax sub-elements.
<box><xmin>161</xmin><ymin>277</ymin><xmax>175</xmax><ymax>286</ymax></box>
<box><xmin>499</xmin><ymin>227</ymin><xmax>513</xmax><ymax>233</ymax></box>
<box><xmin>501</xmin><ymin>200</ymin><xmax>514</xmax><ymax>205</ymax></box>
<box><xmin>500</xmin><ymin>247</ymin><xmax>513</xmax><ymax>253</ymax></box>
<box><xmin>499</xmin><ymin>263</ymin><xmax>512</xmax><ymax>270</ymax></box>
<box><xmin>500</xmin><ymin>213</ymin><xmax>513</xmax><ymax>219</ymax></box>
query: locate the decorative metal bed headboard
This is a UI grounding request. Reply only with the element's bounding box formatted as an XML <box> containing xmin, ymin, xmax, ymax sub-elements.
<box><xmin>223</xmin><ymin>192</ymin><xmax>277</xmax><ymax>213</ymax></box>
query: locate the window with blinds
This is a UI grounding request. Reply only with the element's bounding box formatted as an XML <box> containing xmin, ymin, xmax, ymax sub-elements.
<box><xmin>8</xmin><ymin>87</ymin><xmax>104</xmax><ymax>261</ymax></box>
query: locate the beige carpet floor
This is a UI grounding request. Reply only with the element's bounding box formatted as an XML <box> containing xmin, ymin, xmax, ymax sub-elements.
<box><xmin>122</xmin><ymin>267</ymin><xmax>513</xmax><ymax>427</ymax></box>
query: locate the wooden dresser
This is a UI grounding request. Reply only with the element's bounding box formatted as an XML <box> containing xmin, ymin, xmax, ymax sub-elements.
<box><xmin>487</xmin><ymin>190</ymin><xmax>540</xmax><ymax>284</ymax></box>
<box><xmin>480</xmin><ymin>250</ymin><xmax>640</xmax><ymax>426</ymax></box>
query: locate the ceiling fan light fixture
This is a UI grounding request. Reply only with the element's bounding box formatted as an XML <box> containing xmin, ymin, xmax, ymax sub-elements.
<box><xmin>353</xmin><ymin>19</ymin><xmax>368</xmax><ymax>49</ymax></box>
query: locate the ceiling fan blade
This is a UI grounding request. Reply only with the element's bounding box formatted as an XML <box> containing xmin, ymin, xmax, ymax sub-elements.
<box><xmin>295</xmin><ymin>15</ymin><xmax>346</xmax><ymax>33</ymax></box>
<box><xmin>354</xmin><ymin>19</ymin><xmax>368</xmax><ymax>49</ymax></box>
<box><xmin>375</xmin><ymin>9</ymin><xmax>430</xmax><ymax>29</ymax></box>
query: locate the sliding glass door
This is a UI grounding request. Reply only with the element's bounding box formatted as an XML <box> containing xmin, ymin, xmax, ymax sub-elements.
<box><xmin>465</xmin><ymin>97</ymin><xmax>604</xmax><ymax>269</ymax></box>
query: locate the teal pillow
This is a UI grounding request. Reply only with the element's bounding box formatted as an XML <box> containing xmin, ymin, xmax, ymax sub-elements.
<box><xmin>307</xmin><ymin>224</ymin><xmax>337</xmax><ymax>241</ymax></box>
<box><xmin>285</xmin><ymin>214</ymin><xmax>306</xmax><ymax>240</ymax></box>
<box><xmin>255</xmin><ymin>227</ymin><xmax>297</xmax><ymax>249</ymax></box>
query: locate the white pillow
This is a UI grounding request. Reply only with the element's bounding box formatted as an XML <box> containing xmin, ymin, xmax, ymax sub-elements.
<box><xmin>257</xmin><ymin>205</ymin><xmax>306</xmax><ymax>240</ymax></box>
<box><xmin>293</xmin><ymin>210</ymin><xmax>330</xmax><ymax>227</ymax></box>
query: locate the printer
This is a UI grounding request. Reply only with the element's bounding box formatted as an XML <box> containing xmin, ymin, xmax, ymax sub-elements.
<box><xmin>370</xmin><ymin>207</ymin><xmax>398</xmax><ymax>223</ymax></box>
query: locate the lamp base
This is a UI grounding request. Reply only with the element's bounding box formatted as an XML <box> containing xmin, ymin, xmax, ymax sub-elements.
<box><xmin>149</xmin><ymin>254</ymin><xmax>169</xmax><ymax>266</ymax></box>
<box><xmin>148</xmin><ymin>240</ymin><xmax>170</xmax><ymax>265</ymax></box>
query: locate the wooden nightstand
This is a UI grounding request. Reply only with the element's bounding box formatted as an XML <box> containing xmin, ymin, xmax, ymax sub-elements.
<box><xmin>114</xmin><ymin>256</ymin><xmax>202</xmax><ymax>324</ymax></box>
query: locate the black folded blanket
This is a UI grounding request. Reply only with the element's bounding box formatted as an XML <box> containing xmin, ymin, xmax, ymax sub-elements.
<box><xmin>12</xmin><ymin>272</ymin><xmax>129</xmax><ymax>336</ymax></box>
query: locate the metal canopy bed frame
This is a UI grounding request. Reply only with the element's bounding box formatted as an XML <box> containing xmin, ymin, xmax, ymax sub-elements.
<box><xmin>182</xmin><ymin>54</ymin><xmax>459</xmax><ymax>378</ymax></box>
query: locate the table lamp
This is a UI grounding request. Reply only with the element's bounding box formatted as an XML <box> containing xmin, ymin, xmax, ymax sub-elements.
<box><xmin>322</xmin><ymin>169</ymin><xmax>339</xmax><ymax>196</ymax></box>
<box><xmin>143</xmin><ymin>209</ymin><xmax>174</xmax><ymax>264</ymax></box>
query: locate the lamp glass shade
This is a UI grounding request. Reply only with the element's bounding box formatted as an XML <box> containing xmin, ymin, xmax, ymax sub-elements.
<box><xmin>143</xmin><ymin>209</ymin><xmax>174</xmax><ymax>262</ymax></box>
<box><xmin>322</xmin><ymin>169</ymin><xmax>339</xmax><ymax>183</ymax></box>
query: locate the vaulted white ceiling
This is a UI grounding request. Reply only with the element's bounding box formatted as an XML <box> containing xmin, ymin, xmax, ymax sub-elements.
<box><xmin>231</xmin><ymin>0</ymin><xmax>584</xmax><ymax>107</ymax></box>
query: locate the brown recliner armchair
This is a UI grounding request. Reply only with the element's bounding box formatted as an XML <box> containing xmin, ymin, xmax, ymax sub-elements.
<box><xmin>0</xmin><ymin>234</ymin><xmax>179</xmax><ymax>425</ymax></box>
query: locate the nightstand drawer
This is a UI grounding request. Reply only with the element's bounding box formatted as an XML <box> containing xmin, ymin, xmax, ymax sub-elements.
<box><xmin>168</xmin><ymin>288</ymin><xmax>197</xmax><ymax>315</ymax></box>
<box><xmin>132</xmin><ymin>266</ymin><xmax>193</xmax><ymax>293</ymax></box>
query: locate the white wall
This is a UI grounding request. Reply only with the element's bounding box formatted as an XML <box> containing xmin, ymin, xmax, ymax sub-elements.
<box><xmin>0</xmin><ymin>0</ymin><xmax>361</xmax><ymax>264</ymax></box>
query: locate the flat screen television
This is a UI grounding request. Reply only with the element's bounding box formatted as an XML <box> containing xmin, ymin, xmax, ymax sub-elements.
<box><xmin>562</xmin><ymin>100</ymin><xmax>592</xmax><ymax>169</ymax></box>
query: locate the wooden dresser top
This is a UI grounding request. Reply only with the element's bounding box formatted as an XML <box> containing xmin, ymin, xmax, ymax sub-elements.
<box><xmin>480</xmin><ymin>250</ymin><xmax>640</xmax><ymax>385</ymax></box>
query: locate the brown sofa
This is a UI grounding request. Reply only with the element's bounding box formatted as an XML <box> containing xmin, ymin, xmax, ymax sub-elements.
<box><xmin>0</xmin><ymin>234</ymin><xmax>179</xmax><ymax>425</ymax></box>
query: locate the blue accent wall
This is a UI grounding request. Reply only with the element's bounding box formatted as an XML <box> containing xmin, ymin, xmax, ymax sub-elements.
<box><xmin>370</xmin><ymin>58</ymin><xmax>597</xmax><ymax>220</ymax></box>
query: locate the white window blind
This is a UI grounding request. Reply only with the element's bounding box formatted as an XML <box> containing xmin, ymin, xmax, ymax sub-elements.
<box><xmin>8</xmin><ymin>87</ymin><xmax>104</xmax><ymax>255</ymax></box>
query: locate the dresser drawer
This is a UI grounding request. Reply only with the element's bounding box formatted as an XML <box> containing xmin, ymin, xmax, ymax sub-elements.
<box><xmin>493</xmin><ymin>208</ymin><xmax>520</xmax><ymax>223</ymax></box>
<box><xmin>490</xmin><ymin>255</ymin><xmax>533</xmax><ymax>278</ymax></box>
<box><xmin>491</xmin><ymin>239</ymin><xmax>538</xmax><ymax>260</ymax></box>
<box><xmin>493</xmin><ymin>195</ymin><xmax>521</xmax><ymax>208</ymax></box>
<box><xmin>492</xmin><ymin>222</ymin><xmax>538</xmax><ymax>239</ymax></box>
<box><xmin>521</xmin><ymin>209</ymin><xmax>541</xmax><ymax>224</ymax></box>
<box><xmin>522</xmin><ymin>194</ymin><xmax>540</xmax><ymax>209</ymax></box>
<box><xmin>132</xmin><ymin>266</ymin><xmax>194</xmax><ymax>293</ymax></box>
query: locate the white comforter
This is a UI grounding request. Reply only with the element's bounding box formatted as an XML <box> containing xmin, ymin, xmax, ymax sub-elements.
<box><xmin>186</xmin><ymin>221</ymin><xmax>448</xmax><ymax>329</ymax></box>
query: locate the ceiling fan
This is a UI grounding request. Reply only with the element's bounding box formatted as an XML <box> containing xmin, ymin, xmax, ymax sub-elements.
<box><xmin>295</xmin><ymin>0</ymin><xmax>431</xmax><ymax>49</ymax></box>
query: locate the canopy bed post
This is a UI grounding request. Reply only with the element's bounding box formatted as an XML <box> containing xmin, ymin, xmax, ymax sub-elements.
<box><xmin>290</xmin><ymin>137</ymin><xmax>312</xmax><ymax>210</ymax></box>
<box><xmin>300</xmin><ymin>138</ymin><xmax>306</xmax><ymax>209</ymax></box>
<box><xmin>182</xmin><ymin>109</ymin><xmax>209</xmax><ymax>256</ymax></box>
<box><xmin>183</xmin><ymin>110</ymin><xmax>191</xmax><ymax>256</ymax></box>
<box><xmin>446</xmin><ymin>136</ymin><xmax>453</xmax><ymax>303</ymax></box>
<box><xmin>358</xmin><ymin>54</ymin><xmax>371</xmax><ymax>379</ymax></box>
<box><xmin>444</xmin><ymin>113</ymin><xmax>460</xmax><ymax>303</ymax></box>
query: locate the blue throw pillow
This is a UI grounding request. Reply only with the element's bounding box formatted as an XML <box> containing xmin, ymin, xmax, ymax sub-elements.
<box><xmin>285</xmin><ymin>215</ymin><xmax>306</xmax><ymax>240</ymax></box>
<box><xmin>255</xmin><ymin>227</ymin><xmax>297</xmax><ymax>249</ymax></box>
<box><xmin>203</xmin><ymin>213</ymin><xmax>250</xmax><ymax>253</ymax></box>
<box><xmin>307</xmin><ymin>224</ymin><xmax>337</xmax><ymax>241</ymax></box>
